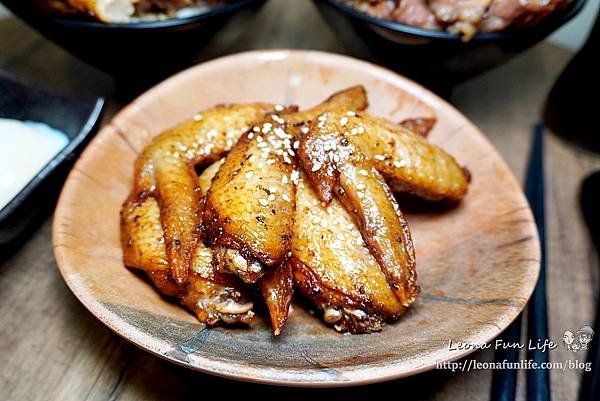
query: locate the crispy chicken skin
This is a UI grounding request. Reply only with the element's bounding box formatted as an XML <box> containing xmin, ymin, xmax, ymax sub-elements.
<box><xmin>292</xmin><ymin>173</ymin><xmax>406</xmax><ymax>333</ymax></box>
<box><xmin>332</xmin><ymin>111</ymin><xmax>469</xmax><ymax>202</ymax></box>
<box><xmin>128</xmin><ymin>103</ymin><xmax>276</xmax><ymax>285</ymax></box>
<box><xmin>299</xmin><ymin>119</ymin><xmax>420</xmax><ymax>308</ymax></box>
<box><xmin>203</xmin><ymin>118</ymin><xmax>298</xmax><ymax>282</ymax></box>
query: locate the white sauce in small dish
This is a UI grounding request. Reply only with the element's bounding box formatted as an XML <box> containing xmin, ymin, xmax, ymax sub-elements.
<box><xmin>0</xmin><ymin>118</ymin><xmax>69</xmax><ymax>211</ymax></box>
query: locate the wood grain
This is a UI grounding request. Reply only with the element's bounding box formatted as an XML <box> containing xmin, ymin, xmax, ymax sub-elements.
<box><xmin>0</xmin><ymin>0</ymin><xmax>598</xmax><ymax>399</ymax></box>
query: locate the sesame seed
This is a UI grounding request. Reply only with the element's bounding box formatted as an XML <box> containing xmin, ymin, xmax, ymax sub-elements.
<box><xmin>339</xmin><ymin>117</ymin><xmax>348</xmax><ymax>126</ymax></box>
<box><xmin>268</xmin><ymin>194</ymin><xmax>276</xmax><ymax>202</ymax></box>
<box><xmin>193</xmin><ymin>113</ymin><xmax>202</xmax><ymax>121</ymax></box>
<box><xmin>287</xmin><ymin>149</ymin><xmax>295</xmax><ymax>156</ymax></box>
<box><xmin>374</xmin><ymin>154</ymin><xmax>386</xmax><ymax>161</ymax></box>
<box><xmin>359</xmin><ymin>169</ymin><xmax>368</xmax><ymax>176</ymax></box>
<box><xmin>257</xmin><ymin>142</ymin><xmax>267</xmax><ymax>148</ymax></box>
<box><xmin>267</xmin><ymin>159</ymin><xmax>276</xmax><ymax>165</ymax></box>
<box><xmin>269</xmin><ymin>187</ymin><xmax>277</xmax><ymax>193</ymax></box>
<box><xmin>247</xmin><ymin>132</ymin><xmax>254</xmax><ymax>139</ymax></box>
<box><xmin>245</xmin><ymin>171</ymin><xmax>254</xmax><ymax>179</ymax></box>
<box><xmin>357</xmin><ymin>126</ymin><xmax>365</xmax><ymax>134</ymax></box>
<box><xmin>293</xmin><ymin>140</ymin><xmax>300</xmax><ymax>149</ymax></box>
<box><xmin>346</xmin><ymin>111</ymin><xmax>356</xmax><ymax>117</ymax></box>
<box><xmin>283</xmin><ymin>155</ymin><xmax>292</xmax><ymax>164</ymax></box>
<box><xmin>257</xmin><ymin>162</ymin><xmax>264</xmax><ymax>168</ymax></box>
<box><xmin>271</xmin><ymin>114</ymin><xmax>280</xmax><ymax>121</ymax></box>
<box><xmin>301</xmin><ymin>126</ymin><xmax>309</xmax><ymax>134</ymax></box>
<box><xmin>393</xmin><ymin>160</ymin><xmax>407</xmax><ymax>168</ymax></box>
<box><xmin>253</xmin><ymin>126</ymin><xmax>260</xmax><ymax>132</ymax></box>
<box><xmin>281</xmin><ymin>175</ymin><xmax>288</xmax><ymax>184</ymax></box>
<box><xmin>259</xmin><ymin>199</ymin><xmax>269</xmax><ymax>206</ymax></box>
<box><xmin>318</xmin><ymin>115</ymin><xmax>327</xmax><ymax>122</ymax></box>
<box><xmin>311</xmin><ymin>163</ymin><xmax>322</xmax><ymax>172</ymax></box>
<box><xmin>333</xmin><ymin>154</ymin><xmax>340</xmax><ymax>163</ymax></box>
<box><xmin>317</xmin><ymin>121</ymin><xmax>325</xmax><ymax>129</ymax></box>
<box><xmin>275</xmin><ymin>104</ymin><xmax>284</xmax><ymax>112</ymax></box>
<box><xmin>290</xmin><ymin>170</ymin><xmax>300</xmax><ymax>185</ymax></box>
<box><xmin>256</xmin><ymin>136</ymin><xmax>263</xmax><ymax>142</ymax></box>
<box><xmin>356</xmin><ymin>183</ymin><xmax>366</xmax><ymax>190</ymax></box>
<box><xmin>282</xmin><ymin>194</ymin><xmax>291</xmax><ymax>202</ymax></box>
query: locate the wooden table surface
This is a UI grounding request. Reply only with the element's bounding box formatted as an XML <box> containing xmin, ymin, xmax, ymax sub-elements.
<box><xmin>1</xmin><ymin>1</ymin><xmax>599</xmax><ymax>400</ymax></box>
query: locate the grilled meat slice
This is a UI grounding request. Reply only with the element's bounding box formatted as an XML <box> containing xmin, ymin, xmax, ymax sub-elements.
<box><xmin>392</xmin><ymin>0</ymin><xmax>441</xmax><ymax>29</ymax></box>
<box><xmin>479</xmin><ymin>0</ymin><xmax>570</xmax><ymax>32</ymax></box>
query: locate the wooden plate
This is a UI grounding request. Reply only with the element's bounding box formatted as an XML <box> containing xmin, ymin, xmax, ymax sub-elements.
<box><xmin>52</xmin><ymin>50</ymin><xmax>540</xmax><ymax>387</ymax></box>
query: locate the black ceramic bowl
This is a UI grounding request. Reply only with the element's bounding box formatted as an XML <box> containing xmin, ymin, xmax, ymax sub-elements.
<box><xmin>1</xmin><ymin>0</ymin><xmax>266</xmax><ymax>88</ymax></box>
<box><xmin>313</xmin><ymin>0</ymin><xmax>586</xmax><ymax>90</ymax></box>
<box><xmin>0</xmin><ymin>70</ymin><xmax>104</xmax><ymax>253</ymax></box>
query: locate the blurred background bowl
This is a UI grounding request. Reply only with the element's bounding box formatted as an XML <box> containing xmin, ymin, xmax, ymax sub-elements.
<box><xmin>313</xmin><ymin>0</ymin><xmax>586</xmax><ymax>93</ymax></box>
<box><xmin>0</xmin><ymin>70</ymin><xmax>103</xmax><ymax>255</ymax></box>
<box><xmin>0</xmin><ymin>0</ymin><xmax>267</xmax><ymax>91</ymax></box>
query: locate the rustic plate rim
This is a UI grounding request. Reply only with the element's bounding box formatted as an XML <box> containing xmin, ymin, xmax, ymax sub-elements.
<box><xmin>52</xmin><ymin>49</ymin><xmax>541</xmax><ymax>387</ymax></box>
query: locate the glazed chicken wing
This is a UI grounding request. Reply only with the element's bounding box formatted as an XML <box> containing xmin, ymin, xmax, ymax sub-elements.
<box><xmin>203</xmin><ymin>118</ymin><xmax>298</xmax><ymax>283</ymax></box>
<box><xmin>291</xmin><ymin>173</ymin><xmax>406</xmax><ymax>333</ymax></box>
<box><xmin>121</xmin><ymin>160</ymin><xmax>255</xmax><ymax>325</ymax></box>
<box><xmin>299</xmin><ymin>117</ymin><xmax>420</xmax><ymax>308</ymax></box>
<box><xmin>129</xmin><ymin>103</ymin><xmax>276</xmax><ymax>285</ymax></box>
<box><xmin>399</xmin><ymin>117</ymin><xmax>437</xmax><ymax>138</ymax></box>
<box><xmin>332</xmin><ymin>111</ymin><xmax>469</xmax><ymax>202</ymax></box>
